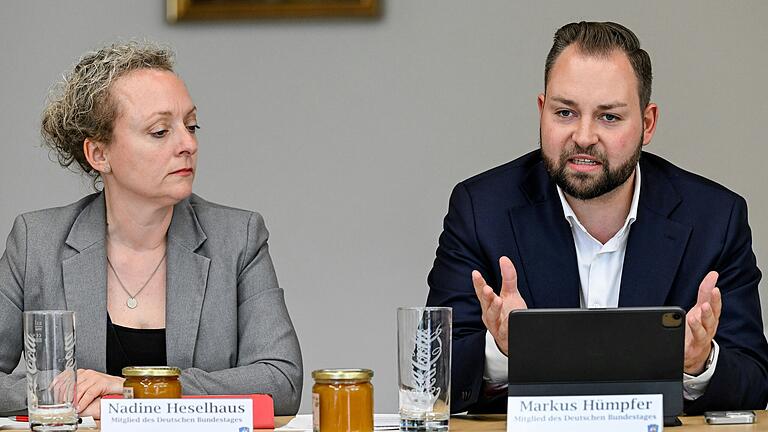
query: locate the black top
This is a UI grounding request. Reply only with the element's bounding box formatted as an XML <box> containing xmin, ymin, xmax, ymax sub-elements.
<box><xmin>106</xmin><ymin>314</ymin><xmax>167</xmax><ymax>377</ymax></box>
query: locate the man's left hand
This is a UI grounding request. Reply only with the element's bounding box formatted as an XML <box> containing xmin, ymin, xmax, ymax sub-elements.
<box><xmin>684</xmin><ymin>271</ymin><xmax>721</xmax><ymax>375</ymax></box>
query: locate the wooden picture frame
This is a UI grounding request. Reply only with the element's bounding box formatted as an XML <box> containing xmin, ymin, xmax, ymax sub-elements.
<box><xmin>167</xmin><ymin>0</ymin><xmax>380</xmax><ymax>21</ymax></box>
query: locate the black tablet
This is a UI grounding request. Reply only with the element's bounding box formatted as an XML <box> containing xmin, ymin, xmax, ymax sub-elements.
<box><xmin>507</xmin><ymin>307</ymin><xmax>685</xmax><ymax>425</ymax></box>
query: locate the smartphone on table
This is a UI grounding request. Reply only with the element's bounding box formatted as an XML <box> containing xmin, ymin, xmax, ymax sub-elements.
<box><xmin>704</xmin><ymin>411</ymin><xmax>756</xmax><ymax>425</ymax></box>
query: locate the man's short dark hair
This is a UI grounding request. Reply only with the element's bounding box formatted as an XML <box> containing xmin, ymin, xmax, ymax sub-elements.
<box><xmin>544</xmin><ymin>21</ymin><xmax>652</xmax><ymax>109</ymax></box>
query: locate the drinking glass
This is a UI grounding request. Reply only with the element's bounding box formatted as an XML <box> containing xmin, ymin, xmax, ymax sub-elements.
<box><xmin>397</xmin><ymin>307</ymin><xmax>452</xmax><ymax>431</ymax></box>
<box><xmin>23</xmin><ymin>311</ymin><xmax>78</xmax><ymax>431</ymax></box>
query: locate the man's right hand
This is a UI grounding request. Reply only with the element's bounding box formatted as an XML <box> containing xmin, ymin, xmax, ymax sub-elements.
<box><xmin>472</xmin><ymin>256</ymin><xmax>527</xmax><ymax>355</ymax></box>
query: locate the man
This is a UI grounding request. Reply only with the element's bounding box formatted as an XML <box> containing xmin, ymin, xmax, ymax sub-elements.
<box><xmin>426</xmin><ymin>21</ymin><xmax>768</xmax><ymax>415</ymax></box>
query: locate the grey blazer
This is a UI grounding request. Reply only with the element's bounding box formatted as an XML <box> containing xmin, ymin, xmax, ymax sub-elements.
<box><xmin>0</xmin><ymin>193</ymin><xmax>302</xmax><ymax>415</ymax></box>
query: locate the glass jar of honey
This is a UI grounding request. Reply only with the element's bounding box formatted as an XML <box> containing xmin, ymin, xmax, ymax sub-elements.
<box><xmin>312</xmin><ymin>369</ymin><xmax>374</xmax><ymax>432</ymax></box>
<box><xmin>122</xmin><ymin>366</ymin><xmax>182</xmax><ymax>399</ymax></box>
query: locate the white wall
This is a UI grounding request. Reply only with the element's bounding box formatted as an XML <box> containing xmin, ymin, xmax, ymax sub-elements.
<box><xmin>1</xmin><ymin>0</ymin><xmax>766</xmax><ymax>413</ymax></box>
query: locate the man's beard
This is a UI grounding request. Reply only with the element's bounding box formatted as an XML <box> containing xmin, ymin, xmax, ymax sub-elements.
<box><xmin>541</xmin><ymin>134</ymin><xmax>642</xmax><ymax>200</ymax></box>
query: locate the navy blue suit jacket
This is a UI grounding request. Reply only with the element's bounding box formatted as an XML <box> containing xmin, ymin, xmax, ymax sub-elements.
<box><xmin>426</xmin><ymin>150</ymin><xmax>768</xmax><ymax>415</ymax></box>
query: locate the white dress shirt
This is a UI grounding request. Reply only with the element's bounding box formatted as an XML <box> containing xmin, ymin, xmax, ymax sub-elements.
<box><xmin>482</xmin><ymin>165</ymin><xmax>718</xmax><ymax>400</ymax></box>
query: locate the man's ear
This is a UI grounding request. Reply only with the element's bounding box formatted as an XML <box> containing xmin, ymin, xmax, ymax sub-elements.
<box><xmin>83</xmin><ymin>138</ymin><xmax>111</xmax><ymax>174</ymax></box>
<box><xmin>537</xmin><ymin>93</ymin><xmax>546</xmax><ymax>116</ymax></box>
<box><xmin>641</xmin><ymin>103</ymin><xmax>659</xmax><ymax>146</ymax></box>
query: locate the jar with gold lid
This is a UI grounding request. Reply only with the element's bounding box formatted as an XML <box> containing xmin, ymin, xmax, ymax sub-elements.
<box><xmin>312</xmin><ymin>368</ymin><xmax>374</xmax><ymax>432</ymax></box>
<box><xmin>122</xmin><ymin>366</ymin><xmax>182</xmax><ymax>399</ymax></box>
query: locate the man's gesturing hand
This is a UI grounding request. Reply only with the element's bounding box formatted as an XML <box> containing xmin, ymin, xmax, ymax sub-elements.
<box><xmin>684</xmin><ymin>271</ymin><xmax>722</xmax><ymax>375</ymax></box>
<box><xmin>472</xmin><ymin>256</ymin><xmax>528</xmax><ymax>355</ymax></box>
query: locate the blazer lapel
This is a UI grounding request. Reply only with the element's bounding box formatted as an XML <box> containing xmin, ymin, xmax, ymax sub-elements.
<box><xmin>62</xmin><ymin>194</ymin><xmax>108</xmax><ymax>372</ymax></box>
<box><xmin>507</xmin><ymin>163</ymin><xmax>580</xmax><ymax>308</ymax></box>
<box><xmin>165</xmin><ymin>198</ymin><xmax>210</xmax><ymax>369</ymax></box>
<box><xmin>619</xmin><ymin>158</ymin><xmax>692</xmax><ymax>306</ymax></box>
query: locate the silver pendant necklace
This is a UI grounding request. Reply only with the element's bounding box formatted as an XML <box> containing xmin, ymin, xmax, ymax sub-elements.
<box><xmin>107</xmin><ymin>254</ymin><xmax>166</xmax><ymax>309</ymax></box>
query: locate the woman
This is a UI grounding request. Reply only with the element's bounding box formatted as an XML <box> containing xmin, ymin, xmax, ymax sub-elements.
<box><xmin>0</xmin><ymin>42</ymin><xmax>302</xmax><ymax>417</ymax></box>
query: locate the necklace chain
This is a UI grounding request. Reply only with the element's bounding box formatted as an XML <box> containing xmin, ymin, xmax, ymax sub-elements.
<box><xmin>107</xmin><ymin>253</ymin><xmax>166</xmax><ymax>309</ymax></box>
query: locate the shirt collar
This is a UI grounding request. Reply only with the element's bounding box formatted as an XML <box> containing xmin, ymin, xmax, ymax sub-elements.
<box><xmin>556</xmin><ymin>163</ymin><xmax>641</xmax><ymax>240</ymax></box>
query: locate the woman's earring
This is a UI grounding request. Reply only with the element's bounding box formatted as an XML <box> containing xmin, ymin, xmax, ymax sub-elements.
<box><xmin>103</xmin><ymin>163</ymin><xmax>111</xmax><ymax>174</ymax></box>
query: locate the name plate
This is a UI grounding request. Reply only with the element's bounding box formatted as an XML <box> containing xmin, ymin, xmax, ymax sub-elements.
<box><xmin>507</xmin><ymin>394</ymin><xmax>664</xmax><ymax>432</ymax></box>
<box><xmin>101</xmin><ymin>398</ymin><xmax>253</xmax><ymax>432</ymax></box>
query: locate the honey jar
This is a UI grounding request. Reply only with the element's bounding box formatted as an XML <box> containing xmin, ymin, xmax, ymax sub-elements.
<box><xmin>122</xmin><ymin>366</ymin><xmax>182</xmax><ymax>399</ymax></box>
<box><xmin>312</xmin><ymin>369</ymin><xmax>374</xmax><ymax>432</ymax></box>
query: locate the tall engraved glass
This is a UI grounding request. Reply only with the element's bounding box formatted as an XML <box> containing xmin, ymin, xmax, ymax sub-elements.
<box><xmin>397</xmin><ymin>307</ymin><xmax>452</xmax><ymax>431</ymax></box>
<box><xmin>23</xmin><ymin>311</ymin><xmax>78</xmax><ymax>431</ymax></box>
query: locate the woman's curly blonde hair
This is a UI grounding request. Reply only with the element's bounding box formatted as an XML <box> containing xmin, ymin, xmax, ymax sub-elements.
<box><xmin>41</xmin><ymin>41</ymin><xmax>175</xmax><ymax>186</ymax></box>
